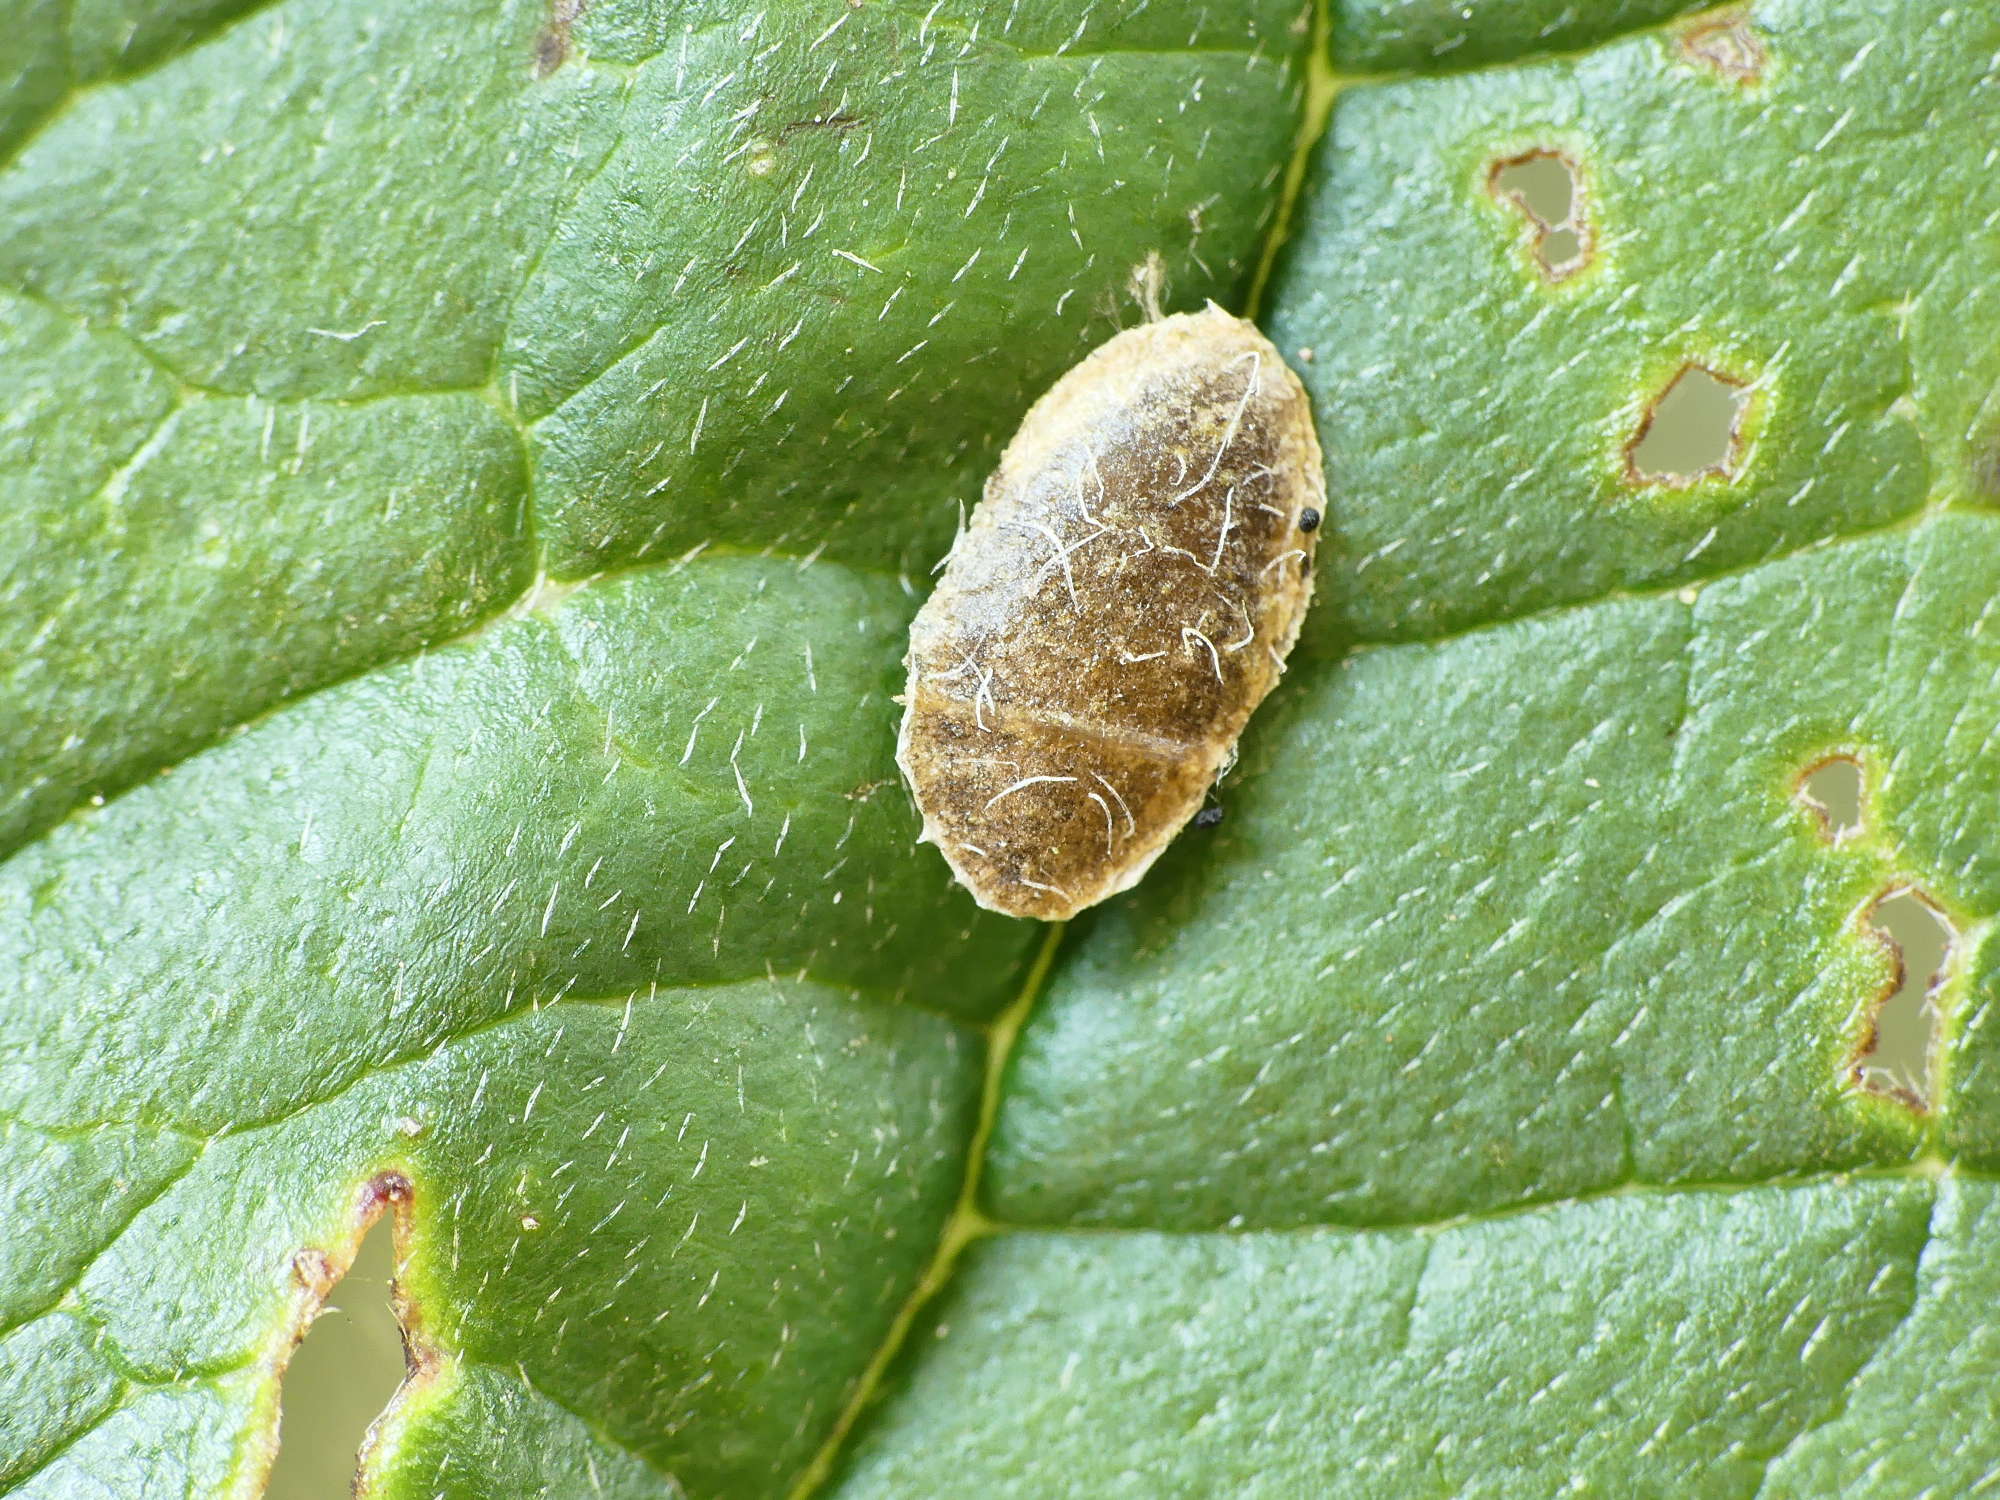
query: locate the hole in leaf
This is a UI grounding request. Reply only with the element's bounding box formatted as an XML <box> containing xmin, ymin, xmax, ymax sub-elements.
<box><xmin>1797</xmin><ymin>754</ymin><xmax>1865</xmax><ymax>842</ymax></box>
<box><xmin>1489</xmin><ymin>151</ymin><xmax>1591</xmax><ymax>282</ymax></box>
<box><xmin>1626</xmin><ymin>365</ymin><xmax>1750</xmax><ymax>485</ymax></box>
<box><xmin>1493</xmin><ymin>152</ymin><xmax>1574</xmax><ymax>226</ymax></box>
<box><xmin>266</xmin><ymin>1180</ymin><xmax>414</xmax><ymax>1499</ymax></box>
<box><xmin>1681</xmin><ymin>11</ymin><xmax>1767</xmax><ymax>83</ymax></box>
<box><xmin>1853</xmin><ymin>887</ymin><xmax>1955</xmax><ymax>1112</ymax></box>
<box><xmin>1540</xmin><ymin>225</ymin><xmax>1584</xmax><ymax>270</ymax></box>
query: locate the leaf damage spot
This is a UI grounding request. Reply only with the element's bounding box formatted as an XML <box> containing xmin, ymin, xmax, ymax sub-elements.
<box><xmin>251</xmin><ymin>1172</ymin><xmax>434</xmax><ymax>1497</ymax></box>
<box><xmin>1795</xmin><ymin>753</ymin><xmax>1866</xmax><ymax>843</ymax></box>
<box><xmin>1680</xmin><ymin>9</ymin><xmax>1767</xmax><ymax>84</ymax></box>
<box><xmin>534</xmin><ymin>0</ymin><xmax>587</xmax><ymax>77</ymax></box>
<box><xmin>1127</xmin><ymin>249</ymin><xmax>1168</xmax><ymax>321</ymax></box>
<box><xmin>739</xmin><ymin>112</ymin><xmax>868</xmax><ymax>182</ymax></box>
<box><xmin>777</xmin><ymin>111</ymin><xmax>865</xmax><ymax>144</ymax></box>
<box><xmin>1975</xmin><ymin>431</ymin><xmax>2000</xmax><ymax>500</ymax></box>
<box><xmin>1488</xmin><ymin>150</ymin><xmax>1592</xmax><ymax>283</ymax></box>
<box><xmin>1851</xmin><ymin>887</ymin><xmax>1956</xmax><ymax>1112</ymax></box>
<box><xmin>1625</xmin><ymin>364</ymin><xmax>1751</xmax><ymax>487</ymax></box>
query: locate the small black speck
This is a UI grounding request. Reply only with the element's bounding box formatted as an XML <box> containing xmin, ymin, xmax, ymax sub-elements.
<box><xmin>1192</xmin><ymin>806</ymin><xmax>1225</xmax><ymax>829</ymax></box>
<box><xmin>1298</xmin><ymin>507</ymin><xmax>1321</xmax><ymax>533</ymax></box>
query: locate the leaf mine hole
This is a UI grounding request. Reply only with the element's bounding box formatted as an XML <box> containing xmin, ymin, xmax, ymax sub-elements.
<box><xmin>1852</xmin><ymin>887</ymin><xmax>1956</xmax><ymax>1113</ymax></box>
<box><xmin>1796</xmin><ymin>754</ymin><xmax>1866</xmax><ymax>843</ymax></box>
<box><xmin>265</xmin><ymin>1173</ymin><xmax>420</xmax><ymax>1500</ymax></box>
<box><xmin>1680</xmin><ymin>10</ymin><xmax>1767</xmax><ymax>84</ymax></box>
<box><xmin>1488</xmin><ymin>150</ymin><xmax>1591</xmax><ymax>283</ymax></box>
<box><xmin>1625</xmin><ymin>364</ymin><xmax>1750</xmax><ymax>486</ymax></box>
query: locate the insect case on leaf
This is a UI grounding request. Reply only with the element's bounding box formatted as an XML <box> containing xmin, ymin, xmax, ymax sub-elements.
<box><xmin>896</xmin><ymin>303</ymin><xmax>1325</xmax><ymax>920</ymax></box>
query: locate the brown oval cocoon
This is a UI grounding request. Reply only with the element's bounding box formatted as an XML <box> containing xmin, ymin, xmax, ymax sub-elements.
<box><xmin>896</xmin><ymin>304</ymin><xmax>1325</xmax><ymax>920</ymax></box>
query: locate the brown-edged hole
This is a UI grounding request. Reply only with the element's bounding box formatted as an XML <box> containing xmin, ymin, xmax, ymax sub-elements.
<box><xmin>1797</xmin><ymin>755</ymin><xmax>1865</xmax><ymax>842</ymax></box>
<box><xmin>1627</xmin><ymin>365</ymin><xmax>1749</xmax><ymax>485</ymax></box>
<box><xmin>266</xmin><ymin>1212</ymin><xmax>409</xmax><ymax>1499</ymax></box>
<box><xmin>1854</xmin><ymin>887</ymin><xmax>1955</xmax><ymax>1111</ymax></box>
<box><xmin>1490</xmin><ymin>151</ymin><xmax>1590</xmax><ymax>282</ymax></box>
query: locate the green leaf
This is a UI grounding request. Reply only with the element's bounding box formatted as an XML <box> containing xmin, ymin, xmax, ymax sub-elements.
<box><xmin>1329</xmin><ymin>0</ymin><xmax>1713</xmax><ymax>73</ymax></box>
<box><xmin>834</xmin><ymin>1180</ymin><xmax>1940</xmax><ymax>1496</ymax></box>
<box><xmin>5</xmin><ymin>0</ymin><xmax>1999</xmax><ymax>1496</ymax></box>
